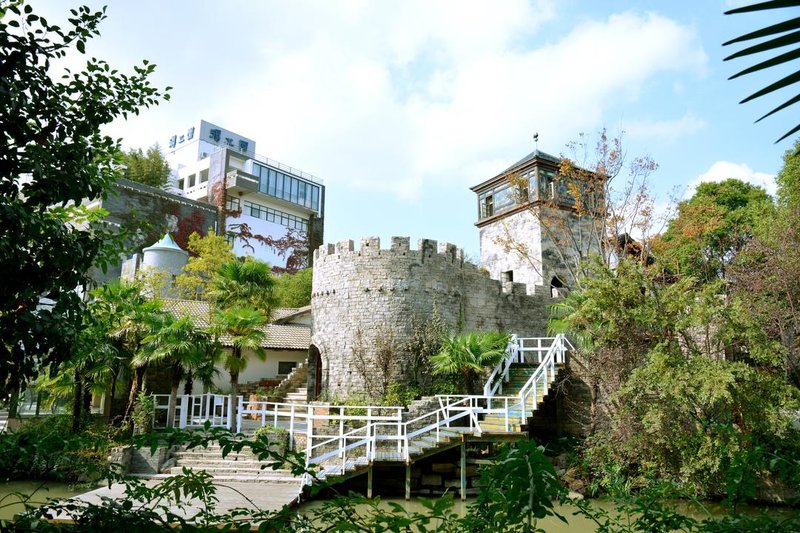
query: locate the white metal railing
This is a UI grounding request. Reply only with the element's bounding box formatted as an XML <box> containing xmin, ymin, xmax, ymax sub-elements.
<box><xmin>151</xmin><ymin>335</ymin><xmax>570</xmax><ymax>489</ymax></box>
<box><xmin>483</xmin><ymin>335</ymin><xmax>567</xmax><ymax>397</ymax></box>
<box><xmin>153</xmin><ymin>393</ymin><xmax>233</xmax><ymax>429</ymax></box>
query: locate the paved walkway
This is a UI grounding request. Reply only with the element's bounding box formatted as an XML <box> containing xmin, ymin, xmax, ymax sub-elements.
<box><xmin>73</xmin><ymin>479</ymin><xmax>302</xmax><ymax>521</ymax></box>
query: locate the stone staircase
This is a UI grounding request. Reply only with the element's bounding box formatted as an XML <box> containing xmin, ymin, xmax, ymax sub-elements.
<box><xmin>481</xmin><ymin>363</ymin><xmax>559</xmax><ymax>432</ymax></box>
<box><xmin>284</xmin><ymin>386</ymin><xmax>309</xmax><ymax>406</ymax></box>
<box><xmin>165</xmin><ymin>443</ymin><xmax>297</xmax><ymax>483</ymax></box>
<box><xmin>316</xmin><ymin>427</ymin><xmax>474</xmax><ymax>482</ymax></box>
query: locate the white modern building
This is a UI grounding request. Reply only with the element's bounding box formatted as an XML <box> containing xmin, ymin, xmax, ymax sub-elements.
<box><xmin>165</xmin><ymin>120</ymin><xmax>325</xmax><ymax>270</ymax></box>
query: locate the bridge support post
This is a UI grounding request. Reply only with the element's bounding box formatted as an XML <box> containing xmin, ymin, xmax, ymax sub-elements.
<box><xmin>367</xmin><ymin>466</ymin><xmax>373</xmax><ymax>499</ymax></box>
<box><xmin>460</xmin><ymin>443</ymin><xmax>467</xmax><ymax>501</ymax></box>
<box><xmin>405</xmin><ymin>464</ymin><xmax>411</xmax><ymax>500</ymax></box>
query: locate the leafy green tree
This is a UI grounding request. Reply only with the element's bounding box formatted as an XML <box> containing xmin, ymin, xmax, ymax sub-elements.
<box><xmin>431</xmin><ymin>331</ymin><xmax>509</xmax><ymax>394</ymax></box>
<box><xmin>174</xmin><ymin>230</ymin><xmax>236</xmax><ymax>300</ymax></box>
<box><xmin>209</xmin><ymin>307</ymin><xmax>267</xmax><ymax>425</ymax></box>
<box><xmin>91</xmin><ymin>282</ymin><xmax>166</xmax><ymax>421</ymax></box>
<box><xmin>118</xmin><ymin>143</ymin><xmax>171</xmax><ymax>188</ymax></box>
<box><xmin>137</xmin><ymin>313</ymin><xmax>212</xmax><ymax>428</ymax></box>
<box><xmin>273</xmin><ymin>268</ymin><xmax>312</xmax><ymax>308</ymax></box>
<box><xmin>207</xmin><ymin>260</ymin><xmax>276</xmax><ymax>316</ymax></box>
<box><xmin>776</xmin><ymin>138</ymin><xmax>800</xmax><ymax>207</ymax></box>
<box><xmin>653</xmin><ymin>179</ymin><xmax>772</xmax><ymax>284</ymax></box>
<box><xmin>0</xmin><ymin>1</ymin><xmax>168</xmax><ymax>401</ymax></box>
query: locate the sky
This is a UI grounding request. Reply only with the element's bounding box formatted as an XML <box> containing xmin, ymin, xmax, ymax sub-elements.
<box><xmin>30</xmin><ymin>0</ymin><xmax>800</xmax><ymax>260</ymax></box>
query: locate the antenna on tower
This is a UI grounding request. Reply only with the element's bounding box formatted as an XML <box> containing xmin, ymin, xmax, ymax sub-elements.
<box><xmin>533</xmin><ymin>132</ymin><xmax>539</xmax><ymax>150</ymax></box>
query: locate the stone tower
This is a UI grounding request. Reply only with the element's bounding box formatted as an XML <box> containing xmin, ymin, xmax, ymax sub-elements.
<box><xmin>470</xmin><ymin>149</ymin><xmax>603</xmax><ymax>293</ymax></box>
<box><xmin>309</xmin><ymin>237</ymin><xmax>556</xmax><ymax>400</ymax></box>
<box><xmin>122</xmin><ymin>233</ymin><xmax>189</xmax><ymax>296</ymax></box>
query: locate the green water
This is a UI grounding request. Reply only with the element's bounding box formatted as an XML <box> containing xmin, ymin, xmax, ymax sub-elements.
<box><xmin>0</xmin><ymin>481</ymin><xmax>86</xmax><ymax>521</ymax></box>
<box><xmin>298</xmin><ymin>497</ymin><xmax>605</xmax><ymax>531</ymax></box>
<box><xmin>297</xmin><ymin>496</ymin><xmax>793</xmax><ymax>532</ymax></box>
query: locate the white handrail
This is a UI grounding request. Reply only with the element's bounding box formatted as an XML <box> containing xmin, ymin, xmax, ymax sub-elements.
<box><xmin>153</xmin><ymin>335</ymin><xmax>570</xmax><ymax>489</ymax></box>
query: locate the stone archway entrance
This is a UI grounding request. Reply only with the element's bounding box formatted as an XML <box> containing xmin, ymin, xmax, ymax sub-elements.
<box><xmin>308</xmin><ymin>344</ymin><xmax>324</xmax><ymax>400</ymax></box>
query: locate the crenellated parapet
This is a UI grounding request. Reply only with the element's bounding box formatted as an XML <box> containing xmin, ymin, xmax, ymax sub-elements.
<box><xmin>310</xmin><ymin>236</ymin><xmax>558</xmax><ymax>399</ymax></box>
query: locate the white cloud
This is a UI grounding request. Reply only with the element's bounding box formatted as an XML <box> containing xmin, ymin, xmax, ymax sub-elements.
<box><xmin>686</xmin><ymin>161</ymin><xmax>777</xmax><ymax>198</ymax></box>
<box><xmin>86</xmin><ymin>3</ymin><xmax>707</xmax><ymax>201</ymax></box>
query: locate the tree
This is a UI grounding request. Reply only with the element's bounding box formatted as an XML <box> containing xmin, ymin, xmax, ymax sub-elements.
<box><xmin>497</xmin><ymin>130</ymin><xmax>659</xmax><ymax>288</ymax></box>
<box><xmin>0</xmin><ymin>1</ymin><xmax>168</xmax><ymax>401</ymax></box>
<box><xmin>209</xmin><ymin>307</ymin><xmax>267</xmax><ymax>425</ymax></box>
<box><xmin>174</xmin><ymin>231</ymin><xmax>236</xmax><ymax>301</ymax></box>
<box><xmin>653</xmin><ymin>179</ymin><xmax>772</xmax><ymax>284</ymax></box>
<box><xmin>118</xmin><ymin>143</ymin><xmax>171</xmax><ymax>189</ymax></box>
<box><xmin>723</xmin><ymin>0</ymin><xmax>800</xmax><ymax>143</ymax></box>
<box><xmin>431</xmin><ymin>331</ymin><xmax>509</xmax><ymax>395</ymax></box>
<box><xmin>273</xmin><ymin>268</ymin><xmax>312</xmax><ymax>308</ymax></box>
<box><xmin>91</xmin><ymin>282</ymin><xmax>166</xmax><ymax>422</ymax></box>
<box><xmin>776</xmin><ymin>138</ymin><xmax>800</xmax><ymax>207</ymax></box>
<box><xmin>137</xmin><ymin>313</ymin><xmax>211</xmax><ymax>428</ymax></box>
<box><xmin>207</xmin><ymin>260</ymin><xmax>276</xmax><ymax>316</ymax></box>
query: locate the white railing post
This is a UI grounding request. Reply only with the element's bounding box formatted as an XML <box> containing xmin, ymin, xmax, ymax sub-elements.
<box><xmin>179</xmin><ymin>395</ymin><xmax>188</xmax><ymax>429</ymax></box>
<box><xmin>236</xmin><ymin>396</ymin><xmax>243</xmax><ymax>433</ymax></box>
<box><xmin>289</xmin><ymin>404</ymin><xmax>296</xmax><ymax>451</ymax></box>
<box><xmin>397</xmin><ymin>410</ymin><xmax>402</xmax><ymax>454</ymax></box>
<box><xmin>306</xmin><ymin>405</ymin><xmax>314</xmax><ymax>467</ymax></box>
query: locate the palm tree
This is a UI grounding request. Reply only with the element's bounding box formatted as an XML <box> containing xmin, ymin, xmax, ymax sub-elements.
<box><xmin>209</xmin><ymin>306</ymin><xmax>267</xmax><ymax>426</ymax></box>
<box><xmin>431</xmin><ymin>331</ymin><xmax>510</xmax><ymax>394</ymax></box>
<box><xmin>723</xmin><ymin>1</ymin><xmax>800</xmax><ymax>142</ymax></box>
<box><xmin>137</xmin><ymin>313</ymin><xmax>212</xmax><ymax>428</ymax></box>
<box><xmin>207</xmin><ymin>260</ymin><xmax>276</xmax><ymax>316</ymax></box>
<box><xmin>90</xmin><ymin>282</ymin><xmax>166</xmax><ymax>422</ymax></box>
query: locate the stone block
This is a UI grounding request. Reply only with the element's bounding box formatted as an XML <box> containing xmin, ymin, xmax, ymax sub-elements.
<box><xmin>390</xmin><ymin>236</ymin><xmax>410</xmax><ymax>253</ymax></box>
<box><xmin>336</xmin><ymin>240</ymin><xmax>354</xmax><ymax>254</ymax></box>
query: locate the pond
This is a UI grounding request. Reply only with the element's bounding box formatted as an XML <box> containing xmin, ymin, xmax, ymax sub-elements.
<box><xmin>297</xmin><ymin>495</ymin><xmax>793</xmax><ymax>532</ymax></box>
<box><xmin>0</xmin><ymin>481</ymin><xmax>87</xmax><ymax>521</ymax></box>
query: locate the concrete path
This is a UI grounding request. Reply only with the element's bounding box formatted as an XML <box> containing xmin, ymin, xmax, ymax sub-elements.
<box><xmin>72</xmin><ymin>479</ymin><xmax>302</xmax><ymax>521</ymax></box>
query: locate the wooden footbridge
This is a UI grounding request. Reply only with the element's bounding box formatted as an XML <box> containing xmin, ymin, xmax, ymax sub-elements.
<box><xmin>153</xmin><ymin>334</ymin><xmax>571</xmax><ymax>500</ymax></box>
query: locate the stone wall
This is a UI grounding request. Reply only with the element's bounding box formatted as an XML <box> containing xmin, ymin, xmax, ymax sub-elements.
<box><xmin>310</xmin><ymin>236</ymin><xmax>557</xmax><ymax>399</ymax></box>
<box><xmin>479</xmin><ymin>206</ymin><xmax>601</xmax><ymax>291</ymax></box>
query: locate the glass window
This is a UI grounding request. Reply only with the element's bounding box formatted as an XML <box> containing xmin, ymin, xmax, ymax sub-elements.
<box><xmin>311</xmin><ymin>186</ymin><xmax>319</xmax><ymax>211</ymax></box>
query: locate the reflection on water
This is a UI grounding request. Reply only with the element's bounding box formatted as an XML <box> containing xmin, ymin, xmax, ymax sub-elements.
<box><xmin>0</xmin><ymin>481</ymin><xmax>86</xmax><ymax>521</ymax></box>
<box><xmin>298</xmin><ymin>496</ymin><xmax>605</xmax><ymax>532</ymax></box>
<box><xmin>298</xmin><ymin>495</ymin><xmax>792</xmax><ymax>532</ymax></box>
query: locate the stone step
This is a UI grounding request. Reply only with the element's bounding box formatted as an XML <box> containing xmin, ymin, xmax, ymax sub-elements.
<box><xmin>171</xmin><ymin>458</ymin><xmax>273</xmax><ymax>468</ymax></box>
<box><xmin>167</xmin><ymin>466</ymin><xmax>294</xmax><ymax>477</ymax></box>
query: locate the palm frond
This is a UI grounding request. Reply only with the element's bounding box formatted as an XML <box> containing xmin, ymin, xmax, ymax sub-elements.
<box><xmin>724</xmin><ymin>2</ymin><xmax>800</xmax><ymax>143</ymax></box>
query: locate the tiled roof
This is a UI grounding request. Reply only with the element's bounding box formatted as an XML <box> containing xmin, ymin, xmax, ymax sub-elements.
<box><xmin>503</xmin><ymin>149</ymin><xmax>560</xmax><ymax>173</ymax></box>
<box><xmin>161</xmin><ymin>299</ymin><xmax>310</xmax><ymax>351</ymax></box>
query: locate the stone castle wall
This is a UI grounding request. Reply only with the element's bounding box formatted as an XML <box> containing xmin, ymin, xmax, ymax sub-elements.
<box><xmin>310</xmin><ymin>236</ymin><xmax>557</xmax><ymax>399</ymax></box>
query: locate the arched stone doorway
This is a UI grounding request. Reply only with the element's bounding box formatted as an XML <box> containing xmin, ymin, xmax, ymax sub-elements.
<box><xmin>307</xmin><ymin>344</ymin><xmax>324</xmax><ymax>400</ymax></box>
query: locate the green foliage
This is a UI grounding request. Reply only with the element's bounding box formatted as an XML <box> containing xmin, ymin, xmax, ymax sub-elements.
<box><xmin>0</xmin><ymin>416</ymin><xmax>121</xmax><ymax>482</ymax></box>
<box><xmin>273</xmin><ymin>268</ymin><xmax>313</xmax><ymax>308</ymax></box>
<box><xmin>464</xmin><ymin>440</ymin><xmax>567</xmax><ymax>532</ymax></box>
<box><xmin>776</xmin><ymin>138</ymin><xmax>800</xmax><ymax>207</ymax></box>
<box><xmin>404</xmin><ymin>302</ymin><xmax>453</xmax><ymax>397</ymax></box>
<box><xmin>207</xmin><ymin>260</ymin><xmax>276</xmax><ymax>316</ymax></box>
<box><xmin>118</xmin><ymin>143</ymin><xmax>171</xmax><ymax>188</ymax></box>
<box><xmin>654</xmin><ymin>179</ymin><xmax>773</xmax><ymax>284</ymax></box>
<box><xmin>553</xmin><ymin>255</ymin><xmax>800</xmax><ymax>499</ymax></box>
<box><xmin>131</xmin><ymin>391</ymin><xmax>155</xmax><ymax>435</ymax></box>
<box><xmin>0</xmin><ymin>1</ymin><xmax>168</xmax><ymax>400</ymax></box>
<box><xmin>431</xmin><ymin>331</ymin><xmax>510</xmax><ymax>394</ymax></box>
<box><xmin>173</xmin><ymin>231</ymin><xmax>235</xmax><ymax>301</ymax></box>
